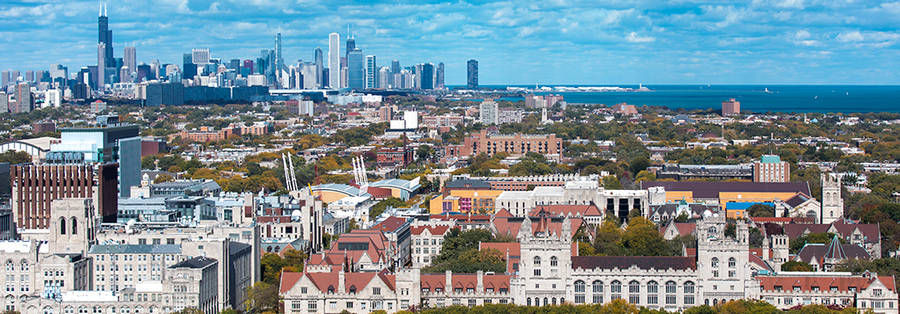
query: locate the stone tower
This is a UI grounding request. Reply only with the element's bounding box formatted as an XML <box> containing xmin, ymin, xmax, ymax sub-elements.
<box><xmin>770</xmin><ymin>234</ymin><xmax>790</xmax><ymax>271</ymax></box>
<box><xmin>49</xmin><ymin>198</ymin><xmax>97</xmax><ymax>254</ymax></box>
<box><xmin>512</xmin><ymin>215</ymin><xmax>572</xmax><ymax>306</ymax></box>
<box><xmin>696</xmin><ymin>214</ymin><xmax>750</xmax><ymax>305</ymax></box>
<box><xmin>821</xmin><ymin>173</ymin><xmax>843</xmax><ymax>224</ymax></box>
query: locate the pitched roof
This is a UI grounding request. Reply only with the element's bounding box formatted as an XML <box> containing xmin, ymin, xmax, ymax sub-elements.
<box><xmin>783</xmin><ymin>222</ymin><xmax>880</xmax><ymax>243</ymax></box>
<box><xmin>371</xmin><ymin>216</ymin><xmax>409</xmax><ymax>233</ymax></box>
<box><xmin>795</xmin><ymin>243</ymin><xmax>870</xmax><ymax>265</ymax></box>
<box><xmin>571</xmin><ymin>256</ymin><xmax>697</xmax><ymax>271</ymax></box>
<box><xmin>493</xmin><ymin>208</ymin><xmax>514</xmax><ymax>218</ymax></box>
<box><xmin>280</xmin><ymin>272</ymin><xmax>304</xmax><ymax>293</ymax></box>
<box><xmin>419</xmin><ymin>273</ymin><xmax>511</xmax><ymax>292</ymax></box>
<box><xmin>785</xmin><ymin>193</ymin><xmax>812</xmax><ymax>208</ymax></box>
<box><xmin>445</xmin><ymin>179</ymin><xmax>491</xmax><ymax>189</ymax></box>
<box><xmin>410</xmin><ymin>225</ymin><xmax>452</xmax><ymax>236</ymax></box>
<box><xmin>491</xmin><ymin>216</ymin><xmax>584</xmax><ymax>238</ymax></box>
<box><xmin>756</xmin><ymin>275</ymin><xmax>893</xmax><ymax>293</ymax></box>
<box><xmin>749</xmin><ymin>253</ymin><xmax>774</xmax><ymax>272</ymax></box>
<box><xmin>641</xmin><ymin>181</ymin><xmax>811</xmax><ymax>199</ymax></box>
<box><xmin>170</xmin><ymin>256</ymin><xmax>217</xmax><ymax>269</ymax></box>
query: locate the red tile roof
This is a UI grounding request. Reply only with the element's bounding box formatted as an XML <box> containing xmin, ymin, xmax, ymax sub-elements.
<box><xmin>419</xmin><ymin>273</ymin><xmax>511</xmax><ymax>293</ymax></box>
<box><xmin>280</xmin><ymin>272</ymin><xmax>304</xmax><ymax>293</ymax></box>
<box><xmin>756</xmin><ymin>275</ymin><xmax>894</xmax><ymax>293</ymax></box>
<box><xmin>572</xmin><ymin>256</ymin><xmax>697</xmax><ymax>271</ymax></box>
<box><xmin>493</xmin><ymin>208</ymin><xmax>514</xmax><ymax>218</ymax></box>
<box><xmin>372</xmin><ymin>216</ymin><xmax>409</xmax><ymax>233</ymax></box>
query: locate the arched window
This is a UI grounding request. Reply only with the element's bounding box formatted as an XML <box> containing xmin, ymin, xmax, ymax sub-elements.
<box><xmin>611</xmin><ymin>280</ymin><xmax>622</xmax><ymax>300</ymax></box>
<box><xmin>533</xmin><ymin>256</ymin><xmax>541</xmax><ymax>266</ymax></box>
<box><xmin>71</xmin><ymin>217</ymin><xmax>78</xmax><ymax>235</ymax></box>
<box><xmin>708</xmin><ymin>226</ymin><xmax>716</xmax><ymax>236</ymax></box>
<box><xmin>543</xmin><ymin>298</ymin><xmax>548</xmax><ymax>306</ymax></box>
<box><xmin>327</xmin><ymin>285</ymin><xmax>335</xmax><ymax>294</ymax></box>
<box><xmin>574</xmin><ymin>280</ymin><xmax>586</xmax><ymax>304</ymax></box>
<box><xmin>728</xmin><ymin>257</ymin><xmax>736</xmax><ymax>268</ymax></box>
<box><xmin>552</xmin><ymin>297</ymin><xmax>556</xmax><ymax>305</ymax></box>
<box><xmin>628</xmin><ymin>280</ymin><xmax>641</xmax><ymax>304</ymax></box>
<box><xmin>711</xmin><ymin>257</ymin><xmax>719</xmax><ymax>268</ymax></box>
<box><xmin>592</xmin><ymin>280</ymin><xmax>604</xmax><ymax>304</ymax></box>
<box><xmin>43</xmin><ymin>306</ymin><xmax>54</xmax><ymax>314</ymax></box>
<box><xmin>665</xmin><ymin>281</ymin><xmax>677</xmax><ymax>305</ymax></box>
<box><xmin>647</xmin><ymin>281</ymin><xmax>659</xmax><ymax>305</ymax></box>
<box><xmin>349</xmin><ymin>285</ymin><xmax>356</xmax><ymax>294</ymax></box>
<box><xmin>527</xmin><ymin>298</ymin><xmax>531</xmax><ymax>306</ymax></box>
<box><xmin>64</xmin><ymin>306</ymin><xmax>74</xmax><ymax>314</ymax></box>
<box><xmin>684</xmin><ymin>281</ymin><xmax>695</xmax><ymax>305</ymax></box>
<box><xmin>59</xmin><ymin>218</ymin><xmax>67</xmax><ymax>235</ymax></box>
<box><xmin>574</xmin><ymin>280</ymin><xmax>585</xmax><ymax>293</ymax></box>
<box><xmin>78</xmin><ymin>306</ymin><xmax>88</xmax><ymax>314</ymax></box>
<box><xmin>5</xmin><ymin>260</ymin><xmax>12</xmax><ymax>272</ymax></box>
<box><xmin>550</xmin><ymin>256</ymin><xmax>558</xmax><ymax>267</ymax></box>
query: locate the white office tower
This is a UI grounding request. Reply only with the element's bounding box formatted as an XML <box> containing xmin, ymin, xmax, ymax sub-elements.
<box><xmin>378</xmin><ymin>66</ymin><xmax>390</xmax><ymax>89</ymax></box>
<box><xmin>328</xmin><ymin>33</ymin><xmax>340</xmax><ymax>89</ymax></box>
<box><xmin>191</xmin><ymin>48</ymin><xmax>210</xmax><ymax>65</ymax></box>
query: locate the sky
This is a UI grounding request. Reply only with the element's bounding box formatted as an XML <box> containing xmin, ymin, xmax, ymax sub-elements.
<box><xmin>1</xmin><ymin>0</ymin><xmax>899</xmax><ymax>85</ymax></box>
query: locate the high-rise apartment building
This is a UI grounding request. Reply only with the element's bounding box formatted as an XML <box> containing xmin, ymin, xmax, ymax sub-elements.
<box><xmin>378</xmin><ymin>66</ymin><xmax>390</xmax><ymax>89</ymax></box>
<box><xmin>365</xmin><ymin>55</ymin><xmax>377</xmax><ymax>89</ymax></box>
<box><xmin>391</xmin><ymin>60</ymin><xmax>400</xmax><ymax>75</ymax></box>
<box><xmin>722</xmin><ymin>98</ymin><xmax>740</xmax><ymax>115</ymax></box>
<box><xmin>415</xmin><ymin>63</ymin><xmax>434</xmax><ymax>90</ymax></box>
<box><xmin>479</xmin><ymin>100</ymin><xmax>498</xmax><ymax>125</ymax></box>
<box><xmin>435</xmin><ymin>62</ymin><xmax>445</xmax><ymax>89</ymax></box>
<box><xmin>467</xmin><ymin>59</ymin><xmax>478</xmax><ymax>89</ymax></box>
<box><xmin>97</xmin><ymin>43</ymin><xmax>106</xmax><ymax>89</ymax></box>
<box><xmin>314</xmin><ymin>47</ymin><xmax>324</xmax><ymax>88</ymax></box>
<box><xmin>348</xmin><ymin>48</ymin><xmax>364</xmax><ymax>89</ymax></box>
<box><xmin>328</xmin><ymin>33</ymin><xmax>340</xmax><ymax>88</ymax></box>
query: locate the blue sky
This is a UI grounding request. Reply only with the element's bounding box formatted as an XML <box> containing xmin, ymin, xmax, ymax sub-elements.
<box><xmin>1</xmin><ymin>0</ymin><xmax>899</xmax><ymax>84</ymax></box>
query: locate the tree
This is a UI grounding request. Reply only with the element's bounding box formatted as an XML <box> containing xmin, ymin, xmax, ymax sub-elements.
<box><xmin>749</xmin><ymin>227</ymin><xmax>764</xmax><ymax>248</ymax></box>
<box><xmin>790</xmin><ymin>232</ymin><xmax>839</xmax><ymax>254</ymax></box>
<box><xmin>601</xmin><ymin>175</ymin><xmax>623</xmax><ymax>189</ymax></box>
<box><xmin>621</xmin><ymin>217</ymin><xmax>673</xmax><ymax>256</ymax></box>
<box><xmin>781</xmin><ymin>260</ymin><xmax>814</xmax><ymax>272</ymax></box>
<box><xmin>370</xmin><ymin>198</ymin><xmax>407</xmax><ymax>220</ymax></box>
<box><xmin>746</xmin><ymin>204</ymin><xmax>775</xmax><ymax>217</ymax></box>
<box><xmin>592</xmin><ymin>219</ymin><xmax>626</xmax><ymax>256</ymax></box>
<box><xmin>0</xmin><ymin>150</ymin><xmax>31</xmax><ymax>164</ymax></box>
<box><xmin>170</xmin><ymin>308</ymin><xmax>203</xmax><ymax>314</ymax></box>
<box><xmin>244</xmin><ymin>281</ymin><xmax>279</xmax><ymax>313</ymax></box>
<box><xmin>634</xmin><ymin>170</ymin><xmax>656</xmax><ymax>183</ymax></box>
<box><xmin>153</xmin><ymin>174</ymin><xmax>174</xmax><ymax>184</ymax></box>
<box><xmin>423</xmin><ymin>228</ymin><xmax>505</xmax><ymax>273</ymax></box>
<box><xmin>260</xmin><ymin>253</ymin><xmax>286</xmax><ymax>284</ymax></box>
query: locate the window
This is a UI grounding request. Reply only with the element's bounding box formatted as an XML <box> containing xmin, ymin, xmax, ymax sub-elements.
<box><xmin>534</xmin><ymin>268</ymin><xmax>541</xmax><ymax>276</ymax></box>
<box><xmin>648</xmin><ymin>281</ymin><xmax>658</xmax><ymax>305</ymax></box>
<box><xmin>592</xmin><ymin>280</ymin><xmax>604</xmax><ymax>303</ymax></box>
<box><xmin>307</xmin><ymin>301</ymin><xmax>316</xmax><ymax>311</ymax></box>
<box><xmin>534</xmin><ymin>256</ymin><xmax>541</xmax><ymax>266</ymax></box>
<box><xmin>575</xmin><ymin>280</ymin><xmax>585</xmax><ymax>304</ymax></box>
<box><xmin>468</xmin><ymin>299</ymin><xmax>476</xmax><ymax>307</ymax></box>
<box><xmin>346</xmin><ymin>302</ymin><xmax>353</xmax><ymax>309</ymax></box>
<box><xmin>711</xmin><ymin>257</ymin><xmax>719</xmax><ymax>268</ymax></box>
<box><xmin>728</xmin><ymin>270</ymin><xmax>736</xmax><ymax>278</ymax></box>
<box><xmin>628</xmin><ymin>280</ymin><xmax>640</xmax><ymax>304</ymax></box>
<box><xmin>684</xmin><ymin>282</ymin><xmax>695</xmax><ymax>305</ymax></box>
<box><xmin>665</xmin><ymin>281</ymin><xmax>677</xmax><ymax>305</ymax></box>
<box><xmin>373</xmin><ymin>287</ymin><xmax>381</xmax><ymax>295</ymax></box>
<box><xmin>611</xmin><ymin>280</ymin><xmax>621</xmax><ymax>300</ymax></box>
<box><xmin>728</xmin><ymin>257</ymin><xmax>736</xmax><ymax>268</ymax></box>
<box><xmin>550</xmin><ymin>256</ymin><xmax>558</xmax><ymax>267</ymax></box>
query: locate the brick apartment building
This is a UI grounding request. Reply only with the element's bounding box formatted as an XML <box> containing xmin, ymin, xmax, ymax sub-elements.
<box><xmin>462</xmin><ymin>129</ymin><xmax>562</xmax><ymax>160</ymax></box>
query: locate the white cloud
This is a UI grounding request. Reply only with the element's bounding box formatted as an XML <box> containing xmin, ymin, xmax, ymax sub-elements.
<box><xmin>626</xmin><ymin>32</ymin><xmax>655</xmax><ymax>43</ymax></box>
<box><xmin>837</xmin><ymin>31</ymin><xmax>864</xmax><ymax>42</ymax></box>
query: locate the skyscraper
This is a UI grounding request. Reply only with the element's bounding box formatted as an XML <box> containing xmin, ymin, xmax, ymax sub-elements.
<box><xmin>436</xmin><ymin>62</ymin><xmax>445</xmax><ymax>89</ymax></box>
<box><xmin>467</xmin><ymin>59</ymin><xmax>478</xmax><ymax>89</ymax></box>
<box><xmin>328</xmin><ymin>33</ymin><xmax>340</xmax><ymax>89</ymax></box>
<box><xmin>97</xmin><ymin>43</ymin><xmax>106</xmax><ymax>89</ymax></box>
<box><xmin>1</xmin><ymin>71</ymin><xmax>8</xmax><ymax>88</ymax></box>
<box><xmin>123</xmin><ymin>46</ymin><xmax>136</xmax><ymax>77</ymax></box>
<box><xmin>378</xmin><ymin>66</ymin><xmax>390</xmax><ymax>89</ymax></box>
<box><xmin>348</xmin><ymin>48</ymin><xmax>364</xmax><ymax>89</ymax></box>
<box><xmin>98</xmin><ymin>2</ymin><xmax>114</xmax><ymax>68</ymax></box>
<box><xmin>192</xmin><ymin>48</ymin><xmax>210</xmax><ymax>65</ymax></box>
<box><xmin>314</xmin><ymin>48</ymin><xmax>324</xmax><ymax>88</ymax></box>
<box><xmin>365</xmin><ymin>55</ymin><xmax>377</xmax><ymax>89</ymax></box>
<box><xmin>182</xmin><ymin>53</ymin><xmax>197</xmax><ymax>79</ymax></box>
<box><xmin>13</xmin><ymin>83</ymin><xmax>33</xmax><ymax>113</ymax></box>
<box><xmin>391</xmin><ymin>60</ymin><xmax>400</xmax><ymax>75</ymax></box>
<box><xmin>275</xmin><ymin>33</ymin><xmax>283</xmax><ymax>85</ymax></box>
<box><xmin>416</xmin><ymin>63</ymin><xmax>434</xmax><ymax>90</ymax></box>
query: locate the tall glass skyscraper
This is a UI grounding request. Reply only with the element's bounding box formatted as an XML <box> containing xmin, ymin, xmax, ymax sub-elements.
<box><xmin>467</xmin><ymin>59</ymin><xmax>478</xmax><ymax>89</ymax></box>
<box><xmin>348</xmin><ymin>48</ymin><xmax>364</xmax><ymax>89</ymax></box>
<box><xmin>314</xmin><ymin>48</ymin><xmax>324</xmax><ymax>88</ymax></box>
<box><xmin>328</xmin><ymin>33</ymin><xmax>340</xmax><ymax>89</ymax></box>
<box><xmin>365</xmin><ymin>55</ymin><xmax>377</xmax><ymax>89</ymax></box>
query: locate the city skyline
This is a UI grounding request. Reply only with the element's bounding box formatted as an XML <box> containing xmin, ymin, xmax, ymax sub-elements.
<box><xmin>0</xmin><ymin>0</ymin><xmax>899</xmax><ymax>84</ymax></box>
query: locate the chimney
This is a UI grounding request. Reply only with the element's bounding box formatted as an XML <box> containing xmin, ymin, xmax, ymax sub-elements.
<box><xmin>477</xmin><ymin>270</ymin><xmax>484</xmax><ymax>292</ymax></box>
<box><xmin>445</xmin><ymin>270</ymin><xmax>452</xmax><ymax>292</ymax></box>
<box><xmin>338</xmin><ymin>270</ymin><xmax>345</xmax><ymax>293</ymax></box>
